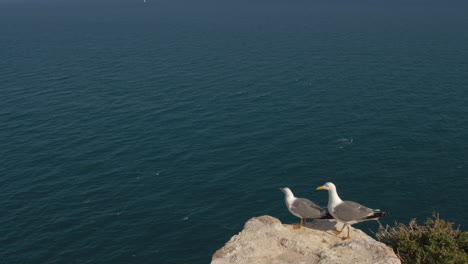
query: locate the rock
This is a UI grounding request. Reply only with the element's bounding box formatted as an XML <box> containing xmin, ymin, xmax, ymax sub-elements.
<box><xmin>212</xmin><ymin>215</ymin><xmax>400</xmax><ymax>264</ymax></box>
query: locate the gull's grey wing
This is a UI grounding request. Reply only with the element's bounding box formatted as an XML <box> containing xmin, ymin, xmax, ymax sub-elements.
<box><xmin>291</xmin><ymin>198</ymin><xmax>327</xmax><ymax>219</ymax></box>
<box><xmin>333</xmin><ymin>201</ymin><xmax>376</xmax><ymax>222</ymax></box>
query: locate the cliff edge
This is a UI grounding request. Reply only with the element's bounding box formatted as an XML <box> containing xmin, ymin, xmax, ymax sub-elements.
<box><xmin>212</xmin><ymin>215</ymin><xmax>400</xmax><ymax>264</ymax></box>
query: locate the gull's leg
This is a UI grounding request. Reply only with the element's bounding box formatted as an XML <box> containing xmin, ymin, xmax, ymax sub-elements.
<box><xmin>341</xmin><ymin>225</ymin><xmax>351</xmax><ymax>240</ymax></box>
<box><xmin>293</xmin><ymin>218</ymin><xmax>304</xmax><ymax>230</ymax></box>
<box><xmin>332</xmin><ymin>223</ymin><xmax>346</xmax><ymax>235</ymax></box>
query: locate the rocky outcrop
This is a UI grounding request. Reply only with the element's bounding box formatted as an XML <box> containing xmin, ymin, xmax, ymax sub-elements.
<box><xmin>212</xmin><ymin>215</ymin><xmax>400</xmax><ymax>264</ymax></box>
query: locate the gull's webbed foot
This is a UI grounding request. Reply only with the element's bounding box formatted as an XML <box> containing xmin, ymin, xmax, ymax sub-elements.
<box><xmin>293</xmin><ymin>225</ymin><xmax>302</xmax><ymax>230</ymax></box>
<box><xmin>333</xmin><ymin>224</ymin><xmax>346</xmax><ymax>235</ymax></box>
<box><xmin>293</xmin><ymin>218</ymin><xmax>305</xmax><ymax>230</ymax></box>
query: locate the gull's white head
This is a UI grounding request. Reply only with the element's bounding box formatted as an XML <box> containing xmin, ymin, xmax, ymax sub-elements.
<box><xmin>279</xmin><ymin>187</ymin><xmax>294</xmax><ymax>196</ymax></box>
<box><xmin>316</xmin><ymin>182</ymin><xmax>336</xmax><ymax>191</ymax></box>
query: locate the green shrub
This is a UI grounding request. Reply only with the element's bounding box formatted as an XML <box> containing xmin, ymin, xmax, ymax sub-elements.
<box><xmin>376</xmin><ymin>213</ymin><xmax>468</xmax><ymax>264</ymax></box>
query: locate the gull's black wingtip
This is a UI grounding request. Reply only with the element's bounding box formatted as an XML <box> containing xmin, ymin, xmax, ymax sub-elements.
<box><xmin>319</xmin><ymin>212</ymin><xmax>335</xmax><ymax>220</ymax></box>
<box><xmin>378</xmin><ymin>211</ymin><xmax>390</xmax><ymax>217</ymax></box>
<box><xmin>365</xmin><ymin>211</ymin><xmax>389</xmax><ymax>219</ymax></box>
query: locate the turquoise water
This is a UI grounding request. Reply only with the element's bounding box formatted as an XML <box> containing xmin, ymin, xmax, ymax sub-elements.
<box><xmin>1</xmin><ymin>1</ymin><xmax>467</xmax><ymax>263</ymax></box>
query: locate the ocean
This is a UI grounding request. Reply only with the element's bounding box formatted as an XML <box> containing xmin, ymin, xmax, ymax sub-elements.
<box><xmin>1</xmin><ymin>1</ymin><xmax>467</xmax><ymax>263</ymax></box>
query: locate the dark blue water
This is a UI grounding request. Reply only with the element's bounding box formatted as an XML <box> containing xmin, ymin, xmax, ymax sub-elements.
<box><xmin>1</xmin><ymin>1</ymin><xmax>468</xmax><ymax>263</ymax></box>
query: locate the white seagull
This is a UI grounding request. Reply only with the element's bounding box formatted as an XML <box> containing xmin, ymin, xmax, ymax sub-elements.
<box><xmin>280</xmin><ymin>187</ymin><xmax>332</xmax><ymax>229</ymax></box>
<box><xmin>316</xmin><ymin>182</ymin><xmax>388</xmax><ymax>240</ymax></box>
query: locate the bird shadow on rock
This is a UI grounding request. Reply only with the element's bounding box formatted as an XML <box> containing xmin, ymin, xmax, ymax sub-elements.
<box><xmin>303</xmin><ymin>219</ymin><xmax>338</xmax><ymax>231</ymax></box>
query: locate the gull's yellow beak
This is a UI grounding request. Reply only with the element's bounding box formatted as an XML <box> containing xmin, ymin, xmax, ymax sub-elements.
<box><xmin>278</xmin><ymin>188</ymin><xmax>283</xmax><ymax>191</ymax></box>
<box><xmin>316</xmin><ymin>186</ymin><xmax>325</xmax><ymax>190</ymax></box>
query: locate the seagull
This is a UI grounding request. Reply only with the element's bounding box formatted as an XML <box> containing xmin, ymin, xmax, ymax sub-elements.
<box><xmin>316</xmin><ymin>182</ymin><xmax>389</xmax><ymax>240</ymax></box>
<box><xmin>279</xmin><ymin>187</ymin><xmax>333</xmax><ymax>230</ymax></box>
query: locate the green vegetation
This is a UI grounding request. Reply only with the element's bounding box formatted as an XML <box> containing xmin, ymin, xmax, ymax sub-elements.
<box><xmin>376</xmin><ymin>213</ymin><xmax>468</xmax><ymax>264</ymax></box>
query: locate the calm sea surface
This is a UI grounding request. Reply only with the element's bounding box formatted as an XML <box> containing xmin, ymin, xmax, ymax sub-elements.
<box><xmin>1</xmin><ymin>1</ymin><xmax>467</xmax><ymax>263</ymax></box>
